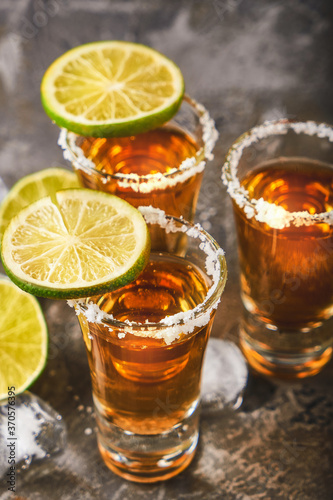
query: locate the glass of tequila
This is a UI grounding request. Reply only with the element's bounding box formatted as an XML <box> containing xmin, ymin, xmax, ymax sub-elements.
<box><xmin>58</xmin><ymin>95</ymin><xmax>217</xmax><ymax>224</ymax></box>
<box><xmin>71</xmin><ymin>207</ymin><xmax>227</xmax><ymax>482</ymax></box>
<box><xmin>222</xmin><ymin>119</ymin><xmax>333</xmax><ymax>379</ymax></box>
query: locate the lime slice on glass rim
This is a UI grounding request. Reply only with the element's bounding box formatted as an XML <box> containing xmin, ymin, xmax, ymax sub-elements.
<box><xmin>41</xmin><ymin>41</ymin><xmax>185</xmax><ymax>137</ymax></box>
<box><xmin>0</xmin><ymin>277</ymin><xmax>48</xmax><ymax>400</ymax></box>
<box><xmin>1</xmin><ymin>189</ymin><xmax>150</xmax><ymax>299</ymax></box>
<box><xmin>0</xmin><ymin>167</ymin><xmax>80</xmax><ymax>242</ymax></box>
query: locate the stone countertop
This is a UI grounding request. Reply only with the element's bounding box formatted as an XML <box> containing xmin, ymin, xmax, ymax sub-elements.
<box><xmin>0</xmin><ymin>1</ymin><xmax>332</xmax><ymax>499</ymax></box>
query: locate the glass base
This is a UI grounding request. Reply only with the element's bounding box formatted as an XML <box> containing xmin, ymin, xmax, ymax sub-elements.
<box><xmin>240</xmin><ymin>313</ymin><xmax>333</xmax><ymax>379</ymax></box>
<box><xmin>96</xmin><ymin>403</ymin><xmax>199</xmax><ymax>483</ymax></box>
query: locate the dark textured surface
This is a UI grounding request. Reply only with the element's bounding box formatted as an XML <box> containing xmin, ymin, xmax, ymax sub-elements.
<box><xmin>0</xmin><ymin>1</ymin><xmax>333</xmax><ymax>499</ymax></box>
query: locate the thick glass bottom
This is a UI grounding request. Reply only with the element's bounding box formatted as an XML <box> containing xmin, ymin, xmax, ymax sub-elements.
<box><xmin>240</xmin><ymin>312</ymin><xmax>333</xmax><ymax>380</ymax></box>
<box><xmin>96</xmin><ymin>403</ymin><xmax>200</xmax><ymax>483</ymax></box>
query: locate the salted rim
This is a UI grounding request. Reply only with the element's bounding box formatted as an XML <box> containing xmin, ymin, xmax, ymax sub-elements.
<box><xmin>58</xmin><ymin>95</ymin><xmax>218</xmax><ymax>194</ymax></box>
<box><xmin>69</xmin><ymin>206</ymin><xmax>227</xmax><ymax>345</ymax></box>
<box><xmin>222</xmin><ymin>119</ymin><xmax>333</xmax><ymax>229</ymax></box>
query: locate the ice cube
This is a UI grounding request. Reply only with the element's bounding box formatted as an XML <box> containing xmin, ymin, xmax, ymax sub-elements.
<box><xmin>201</xmin><ymin>339</ymin><xmax>248</xmax><ymax>411</ymax></box>
<box><xmin>0</xmin><ymin>391</ymin><xmax>66</xmax><ymax>477</ymax></box>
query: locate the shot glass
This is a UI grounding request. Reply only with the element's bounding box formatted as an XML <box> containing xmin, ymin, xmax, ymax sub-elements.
<box><xmin>58</xmin><ymin>95</ymin><xmax>218</xmax><ymax>223</ymax></box>
<box><xmin>60</xmin><ymin>94</ymin><xmax>239</xmax><ymax>408</ymax></box>
<box><xmin>71</xmin><ymin>208</ymin><xmax>227</xmax><ymax>483</ymax></box>
<box><xmin>222</xmin><ymin>119</ymin><xmax>333</xmax><ymax>379</ymax></box>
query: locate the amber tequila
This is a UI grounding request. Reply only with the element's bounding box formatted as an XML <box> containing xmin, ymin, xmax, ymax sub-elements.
<box><xmin>223</xmin><ymin>120</ymin><xmax>333</xmax><ymax>379</ymax></box>
<box><xmin>74</xmin><ymin>211</ymin><xmax>227</xmax><ymax>482</ymax></box>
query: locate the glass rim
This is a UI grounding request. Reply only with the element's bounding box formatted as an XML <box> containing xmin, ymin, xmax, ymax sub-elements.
<box><xmin>70</xmin><ymin>207</ymin><xmax>227</xmax><ymax>345</ymax></box>
<box><xmin>58</xmin><ymin>94</ymin><xmax>218</xmax><ymax>192</ymax></box>
<box><xmin>222</xmin><ymin>118</ymin><xmax>333</xmax><ymax>229</ymax></box>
